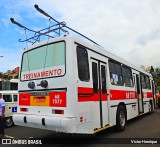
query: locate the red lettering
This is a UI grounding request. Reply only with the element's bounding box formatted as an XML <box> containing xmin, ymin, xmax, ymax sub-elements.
<box><xmin>45</xmin><ymin>71</ymin><xmax>49</xmax><ymax>76</ymax></box>
<box><xmin>34</xmin><ymin>73</ymin><xmax>38</xmax><ymax>78</ymax></box>
<box><xmin>23</xmin><ymin>68</ymin><xmax>63</xmax><ymax>80</ymax></box>
<box><xmin>49</xmin><ymin>70</ymin><xmax>53</xmax><ymax>76</ymax></box>
<box><xmin>26</xmin><ymin>74</ymin><xmax>29</xmax><ymax>79</ymax></box>
<box><xmin>41</xmin><ymin>71</ymin><xmax>45</xmax><ymax>78</ymax></box>
<box><xmin>53</xmin><ymin>69</ymin><xmax>57</xmax><ymax>75</ymax></box>
<box><xmin>38</xmin><ymin>72</ymin><xmax>41</xmax><ymax>78</ymax></box>
<box><xmin>30</xmin><ymin>73</ymin><xmax>33</xmax><ymax>79</ymax></box>
<box><xmin>57</xmin><ymin>69</ymin><xmax>62</xmax><ymax>75</ymax></box>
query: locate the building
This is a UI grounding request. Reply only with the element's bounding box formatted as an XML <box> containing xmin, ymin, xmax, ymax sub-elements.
<box><xmin>1</xmin><ymin>67</ymin><xmax>20</xmax><ymax>80</ymax></box>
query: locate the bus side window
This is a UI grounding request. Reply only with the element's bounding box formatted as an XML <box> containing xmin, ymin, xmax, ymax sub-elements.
<box><xmin>13</xmin><ymin>95</ymin><xmax>18</xmax><ymax>102</ymax></box>
<box><xmin>146</xmin><ymin>75</ymin><xmax>151</xmax><ymax>89</ymax></box>
<box><xmin>136</xmin><ymin>75</ymin><xmax>140</xmax><ymax>94</ymax></box>
<box><xmin>122</xmin><ymin>66</ymin><xmax>133</xmax><ymax>87</ymax></box>
<box><xmin>101</xmin><ymin>65</ymin><xmax>107</xmax><ymax>93</ymax></box>
<box><xmin>140</xmin><ymin>73</ymin><xmax>147</xmax><ymax>89</ymax></box>
<box><xmin>77</xmin><ymin>46</ymin><xmax>90</xmax><ymax>81</ymax></box>
<box><xmin>92</xmin><ymin>62</ymin><xmax>98</xmax><ymax>93</ymax></box>
<box><xmin>3</xmin><ymin>95</ymin><xmax>12</xmax><ymax>102</ymax></box>
<box><xmin>109</xmin><ymin>60</ymin><xmax>123</xmax><ymax>85</ymax></box>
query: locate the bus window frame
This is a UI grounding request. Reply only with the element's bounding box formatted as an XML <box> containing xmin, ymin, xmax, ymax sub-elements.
<box><xmin>20</xmin><ymin>40</ymin><xmax>66</xmax><ymax>81</ymax></box>
<box><xmin>76</xmin><ymin>46</ymin><xmax>90</xmax><ymax>82</ymax></box>
<box><xmin>122</xmin><ymin>65</ymin><xmax>134</xmax><ymax>87</ymax></box>
<box><xmin>109</xmin><ymin>60</ymin><xmax>123</xmax><ymax>86</ymax></box>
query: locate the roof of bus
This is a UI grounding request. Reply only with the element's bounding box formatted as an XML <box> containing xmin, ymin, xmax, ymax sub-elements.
<box><xmin>0</xmin><ymin>79</ymin><xmax>18</xmax><ymax>83</ymax></box>
<box><xmin>0</xmin><ymin>90</ymin><xmax>18</xmax><ymax>94</ymax></box>
<box><xmin>10</xmin><ymin>79</ymin><xmax>18</xmax><ymax>83</ymax></box>
<box><xmin>72</xmin><ymin>36</ymin><xmax>152</xmax><ymax>77</ymax></box>
<box><xmin>23</xmin><ymin>35</ymin><xmax>152</xmax><ymax>77</ymax></box>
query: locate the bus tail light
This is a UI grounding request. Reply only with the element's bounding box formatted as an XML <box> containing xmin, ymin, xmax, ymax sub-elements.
<box><xmin>80</xmin><ymin>116</ymin><xmax>83</xmax><ymax>122</ymax></box>
<box><xmin>54</xmin><ymin>110</ymin><xmax>64</xmax><ymax>114</ymax></box>
<box><xmin>20</xmin><ymin>108</ymin><xmax>28</xmax><ymax>112</ymax></box>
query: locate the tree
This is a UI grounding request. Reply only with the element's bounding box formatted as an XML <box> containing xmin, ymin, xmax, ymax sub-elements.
<box><xmin>15</xmin><ymin>74</ymin><xmax>19</xmax><ymax>79</ymax></box>
<box><xmin>0</xmin><ymin>72</ymin><xmax>3</xmax><ymax>78</ymax></box>
<box><xmin>150</xmin><ymin>66</ymin><xmax>154</xmax><ymax>75</ymax></box>
<box><xmin>2</xmin><ymin>74</ymin><xmax>8</xmax><ymax>80</ymax></box>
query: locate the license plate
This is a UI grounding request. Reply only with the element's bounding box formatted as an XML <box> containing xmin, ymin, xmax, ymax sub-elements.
<box><xmin>34</xmin><ymin>97</ymin><xmax>46</xmax><ymax>102</ymax></box>
<box><xmin>30</xmin><ymin>95</ymin><xmax>49</xmax><ymax>106</ymax></box>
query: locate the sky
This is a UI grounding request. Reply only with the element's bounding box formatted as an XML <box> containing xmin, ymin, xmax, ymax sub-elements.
<box><xmin>0</xmin><ymin>0</ymin><xmax>160</xmax><ymax>72</ymax></box>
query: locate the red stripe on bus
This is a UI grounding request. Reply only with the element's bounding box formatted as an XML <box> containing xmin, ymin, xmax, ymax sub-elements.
<box><xmin>78</xmin><ymin>87</ymin><xmax>139</xmax><ymax>102</ymax></box>
<box><xmin>78</xmin><ymin>87</ymin><xmax>93</xmax><ymax>94</ymax></box>
<box><xmin>78</xmin><ymin>88</ymin><xmax>107</xmax><ymax>102</ymax></box>
<box><xmin>110</xmin><ymin>90</ymin><xmax>137</xmax><ymax>100</ymax></box>
<box><xmin>147</xmin><ymin>92</ymin><xmax>153</xmax><ymax>98</ymax></box>
<box><xmin>102</xmin><ymin>94</ymin><xmax>107</xmax><ymax>101</ymax></box>
<box><xmin>78</xmin><ymin>94</ymin><xmax>107</xmax><ymax>102</ymax></box>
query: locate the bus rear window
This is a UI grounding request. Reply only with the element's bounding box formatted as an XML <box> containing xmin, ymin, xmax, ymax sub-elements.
<box><xmin>3</xmin><ymin>95</ymin><xmax>12</xmax><ymax>102</ymax></box>
<box><xmin>21</xmin><ymin>41</ymin><xmax>65</xmax><ymax>80</ymax></box>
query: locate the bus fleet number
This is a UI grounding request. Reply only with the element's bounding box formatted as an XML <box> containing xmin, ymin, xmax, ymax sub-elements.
<box><xmin>52</xmin><ymin>95</ymin><xmax>62</xmax><ymax>104</ymax></box>
<box><xmin>126</xmin><ymin>92</ymin><xmax>136</xmax><ymax>99</ymax></box>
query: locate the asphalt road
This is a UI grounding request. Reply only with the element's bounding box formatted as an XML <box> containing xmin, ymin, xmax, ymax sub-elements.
<box><xmin>2</xmin><ymin>109</ymin><xmax>160</xmax><ymax>145</ymax></box>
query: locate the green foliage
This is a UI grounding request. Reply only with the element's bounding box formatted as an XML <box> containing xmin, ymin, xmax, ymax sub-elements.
<box><xmin>0</xmin><ymin>72</ymin><xmax>2</xmax><ymax>78</ymax></box>
<box><xmin>150</xmin><ymin>66</ymin><xmax>160</xmax><ymax>91</ymax></box>
<box><xmin>2</xmin><ymin>74</ymin><xmax>8</xmax><ymax>79</ymax></box>
<box><xmin>156</xmin><ymin>86</ymin><xmax>160</xmax><ymax>92</ymax></box>
<box><xmin>0</xmin><ymin>71</ymin><xmax>19</xmax><ymax>80</ymax></box>
<box><xmin>150</xmin><ymin>66</ymin><xmax>154</xmax><ymax>74</ymax></box>
<box><xmin>140</xmin><ymin>65</ymin><xmax>160</xmax><ymax>91</ymax></box>
<box><xmin>15</xmin><ymin>74</ymin><xmax>19</xmax><ymax>79</ymax></box>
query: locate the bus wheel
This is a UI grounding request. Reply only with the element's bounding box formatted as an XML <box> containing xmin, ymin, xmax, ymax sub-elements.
<box><xmin>5</xmin><ymin>117</ymin><xmax>14</xmax><ymax>128</ymax></box>
<box><xmin>116</xmin><ymin>105</ymin><xmax>127</xmax><ymax>132</ymax></box>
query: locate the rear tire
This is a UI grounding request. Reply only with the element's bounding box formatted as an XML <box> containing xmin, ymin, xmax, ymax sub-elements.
<box><xmin>5</xmin><ymin>117</ymin><xmax>14</xmax><ymax>128</ymax></box>
<box><xmin>116</xmin><ymin>105</ymin><xmax>127</xmax><ymax>132</ymax></box>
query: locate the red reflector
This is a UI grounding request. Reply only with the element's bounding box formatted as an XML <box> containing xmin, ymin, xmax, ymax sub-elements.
<box><xmin>80</xmin><ymin>116</ymin><xmax>83</xmax><ymax>122</ymax></box>
<box><xmin>20</xmin><ymin>108</ymin><xmax>28</xmax><ymax>112</ymax></box>
<box><xmin>55</xmin><ymin>110</ymin><xmax>64</xmax><ymax>114</ymax></box>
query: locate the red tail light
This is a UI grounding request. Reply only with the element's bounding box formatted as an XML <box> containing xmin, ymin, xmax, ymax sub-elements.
<box><xmin>80</xmin><ymin>116</ymin><xmax>83</xmax><ymax>122</ymax></box>
<box><xmin>55</xmin><ymin>110</ymin><xmax>64</xmax><ymax>114</ymax></box>
<box><xmin>20</xmin><ymin>108</ymin><xmax>28</xmax><ymax>112</ymax></box>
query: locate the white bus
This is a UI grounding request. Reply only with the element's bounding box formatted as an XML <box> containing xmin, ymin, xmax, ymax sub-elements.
<box><xmin>13</xmin><ymin>35</ymin><xmax>155</xmax><ymax>134</ymax></box>
<box><xmin>0</xmin><ymin>79</ymin><xmax>18</xmax><ymax>127</ymax></box>
<box><xmin>1</xmin><ymin>90</ymin><xmax>18</xmax><ymax>127</ymax></box>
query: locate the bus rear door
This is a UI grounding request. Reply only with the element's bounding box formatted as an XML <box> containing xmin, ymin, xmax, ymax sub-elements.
<box><xmin>136</xmin><ymin>74</ymin><xmax>144</xmax><ymax>114</ymax></box>
<box><xmin>91</xmin><ymin>59</ymin><xmax>109</xmax><ymax>129</ymax></box>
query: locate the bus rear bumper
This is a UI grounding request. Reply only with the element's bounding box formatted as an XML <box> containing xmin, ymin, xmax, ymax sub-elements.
<box><xmin>13</xmin><ymin>113</ymin><xmax>76</xmax><ymax>133</ymax></box>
